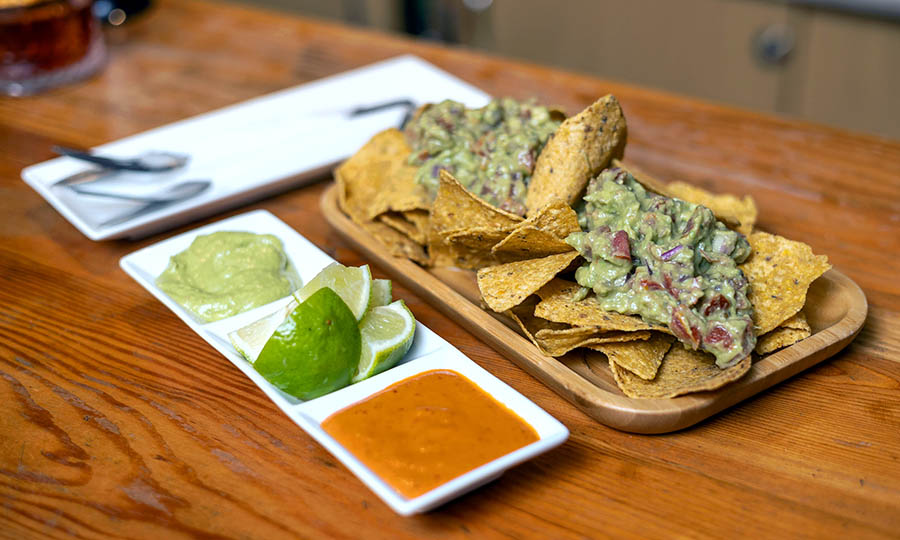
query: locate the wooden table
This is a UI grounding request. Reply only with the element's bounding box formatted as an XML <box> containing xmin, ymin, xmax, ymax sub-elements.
<box><xmin>2</xmin><ymin>1</ymin><xmax>898</xmax><ymax>537</ymax></box>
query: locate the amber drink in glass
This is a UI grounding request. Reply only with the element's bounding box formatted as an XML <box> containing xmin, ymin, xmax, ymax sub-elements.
<box><xmin>0</xmin><ymin>0</ymin><xmax>106</xmax><ymax>96</ymax></box>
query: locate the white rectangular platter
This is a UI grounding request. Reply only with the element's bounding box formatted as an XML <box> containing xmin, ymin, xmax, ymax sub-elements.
<box><xmin>119</xmin><ymin>209</ymin><xmax>568</xmax><ymax>515</ymax></box>
<box><xmin>24</xmin><ymin>55</ymin><xmax>490</xmax><ymax>241</ymax></box>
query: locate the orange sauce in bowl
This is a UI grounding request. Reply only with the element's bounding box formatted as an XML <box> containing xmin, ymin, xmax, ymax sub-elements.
<box><xmin>321</xmin><ymin>369</ymin><xmax>540</xmax><ymax>499</ymax></box>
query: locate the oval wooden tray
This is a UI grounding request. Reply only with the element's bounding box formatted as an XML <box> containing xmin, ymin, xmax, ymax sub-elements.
<box><xmin>320</xmin><ymin>185</ymin><xmax>868</xmax><ymax>433</ymax></box>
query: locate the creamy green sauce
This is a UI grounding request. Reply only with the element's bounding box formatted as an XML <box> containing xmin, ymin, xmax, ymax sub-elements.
<box><xmin>566</xmin><ymin>169</ymin><xmax>755</xmax><ymax>367</ymax></box>
<box><xmin>404</xmin><ymin>98</ymin><xmax>561</xmax><ymax>216</ymax></box>
<box><xmin>156</xmin><ymin>231</ymin><xmax>301</xmax><ymax>323</ymax></box>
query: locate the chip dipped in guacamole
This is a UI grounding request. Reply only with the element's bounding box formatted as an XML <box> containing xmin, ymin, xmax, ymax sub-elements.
<box><xmin>566</xmin><ymin>168</ymin><xmax>755</xmax><ymax>367</ymax></box>
<box><xmin>404</xmin><ymin>98</ymin><xmax>562</xmax><ymax>216</ymax></box>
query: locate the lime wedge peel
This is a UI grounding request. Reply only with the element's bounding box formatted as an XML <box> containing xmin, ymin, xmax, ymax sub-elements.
<box><xmin>293</xmin><ymin>263</ymin><xmax>372</xmax><ymax>321</ymax></box>
<box><xmin>369</xmin><ymin>279</ymin><xmax>392</xmax><ymax>309</ymax></box>
<box><xmin>228</xmin><ymin>263</ymin><xmax>416</xmax><ymax>398</ymax></box>
<box><xmin>353</xmin><ymin>300</ymin><xmax>416</xmax><ymax>383</ymax></box>
<box><xmin>228</xmin><ymin>298</ymin><xmax>298</xmax><ymax>363</ymax></box>
<box><xmin>253</xmin><ymin>288</ymin><xmax>360</xmax><ymax>401</ymax></box>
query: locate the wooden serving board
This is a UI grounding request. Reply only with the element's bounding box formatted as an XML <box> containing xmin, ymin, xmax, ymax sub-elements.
<box><xmin>320</xmin><ymin>185</ymin><xmax>868</xmax><ymax>434</ymax></box>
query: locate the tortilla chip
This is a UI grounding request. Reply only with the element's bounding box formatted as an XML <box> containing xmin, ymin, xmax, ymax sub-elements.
<box><xmin>335</xmin><ymin>129</ymin><xmax>433</xmax><ymax>263</ymax></box>
<box><xmin>379</xmin><ymin>212</ymin><xmax>424</xmax><ymax>245</ymax></box>
<box><xmin>665</xmin><ymin>181</ymin><xmax>757</xmax><ymax>236</ymax></box>
<box><xmin>611</xmin><ymin>346</ymin><xmax>752</xmax><ymax>399</ymax></box>
<box><xmin>506</xmin><ymin>299</ymin><xmax>568</xmax><ymax>353</ymax></box>
<box><xmin>428</xmin><ymin>238</ymin><xmax>499</xmax><ymax>269</ymax></box>
<box><xmin>508</xmin><ymin>298</ymin><xmax>567</xmax><ymax>332</ymax></box>
<box><xmin>370</xmin><ymin>187</ymin><xmax>430</xmax><ymax>219</ymax></box>
<box><xmin>740</xmin><ymin>232</ymin><xmax>831</xmax><ymax>334</ymax></box>
<box><xmin>427</xmin><ymin>170</ymin><xmax>523</xmax><ymax>268</ymax></box>
<box><xmin>335</xmin><ymin>129</ymin><xmax>428</xmax><ymax>223</ymax></box>
<box><xmin>614</xmin><ymin>160</ymin><xmax>755</xmax><ymax>234</ymax></box>
<box><xmin>403</xmin><ymin>209</ymin><xmax>430</xmax><ymax>244</ymax></box>
<box><xmin>534</xmin><ymin>279</ymin><xmax>667</xmax><ymax>333</ymax></box>
<box><xmin>755</xmin><ymin>326</ymin><xmax>811</xmax><ymax>355</ymax></box>
<box><xmin>335</xmin><ymin>164</ymin><xmax>367</xmax><ymax>223</ymax></box>
<box><xmin>492</xmin><ymin>200</ymin><xmax>581</xmax><ymax>261</ymax></box>
<box><xmin>535</xmin><ymin>327</ymin><xmax>651</xmax><ymax>357</ymax></box>
<box><xmin>444</xmin><ymin>226</ymin><xmax>511</xmax><ymax>252</ymax></box>
<box><xmin>778</xmin><ymin>311</ymin><xmax>810</xmax><ymax>332</ymax></box>
<box><xmin>428</xmin><ymin>226</ymin><xmax>512</xmax><ymax>269</ymax></box>
<box><xmin>360</xmin><ymin>220</ymin><xmax>428</xmax><ymax>265</ymax></box>
<box><xmin>430</xmin><ymin>169</ymin><xmax>523</xmax><ymax>235</ymax></box>
<box><xmin>518</xmin><ymin>199</ymin><xmax>582</xmax><ymax>238</ymax></box>
<box><xmin>491</xmin><ymin>227</ymin><xmax>575</xmax><ymax>262</ymax></box>
<box><xmin>477</xmin><ymin>252</ymin><xmax>580</xmax><ymax>313</ymax></box>
<box><xmin>591</xmin><ymin>333</ymin><xmax>674</xmax><ymax>380</ymax></box>
<box><xmin>526</xmin><ymin>95</ymin><xmax>627</xmax><ymax>213</ymax></box>
<box><xmin>754</xmin><ymin>311</ymin><xmax>811</xmax><ymax>354</ymax></box>
<box><xmin>427</xmin><ymin>242</ymin><xmax>457</xmax><ymax>268</ymax></box>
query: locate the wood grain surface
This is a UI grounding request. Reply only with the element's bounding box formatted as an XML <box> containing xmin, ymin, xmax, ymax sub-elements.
<box><xmin>1</xmin><ymin>1</ymin><xmax>898</xmax><ymax>538</ymax></box>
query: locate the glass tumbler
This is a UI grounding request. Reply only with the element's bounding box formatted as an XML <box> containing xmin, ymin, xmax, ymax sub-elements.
<box><xmin>0</xmin><ymin>0</ymin><xmax>106</xmax><ymax>96</ymax></box>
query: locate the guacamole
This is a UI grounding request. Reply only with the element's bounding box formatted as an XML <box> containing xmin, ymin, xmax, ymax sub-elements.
<box><xmin>404</xmin><ymin>98</ymin><xmax>562</xmax><ymax>216</ymax></box>
<box><xmin>566</xmin><ymin>169</ymin><xmax>755</xmax><ymax>367</ymax></box>
<box><xmin>156</xmin><ymin>231</ymin><xmax>300</xmax><ymax>323</ymax></box>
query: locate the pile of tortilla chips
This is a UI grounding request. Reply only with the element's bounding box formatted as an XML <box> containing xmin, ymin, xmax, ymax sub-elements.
<box><xmin>335</xmin><ymin>94</ymin><xmax>831</xmax><ymax>399</ymax></box>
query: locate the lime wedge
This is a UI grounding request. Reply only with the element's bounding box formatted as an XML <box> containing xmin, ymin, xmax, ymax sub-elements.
<box><xmin>294</xmin><ymin>263</ymin><xmax>372</xmax><ymax>321</ymax></box>
<box><xmin>353</xmin><ymin>300</ymin><xmax>416</xmax><ymax>383</ymax></box>
<box><xmin>369</xmin><ymin>278</ymin><xmax>392</xmax><ymax>308</ymax></box>
<box><xmin>254</xmin><ymin>288</ymin><xmax>360</xmax><ymax>400</ymax></box>
<box><xmin>228</xmin><ymin>298</ymin><xmax>298</xmax><ymax>362</ymax></box>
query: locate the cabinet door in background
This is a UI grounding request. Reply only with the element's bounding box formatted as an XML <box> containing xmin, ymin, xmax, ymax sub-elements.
<box><xmin>462</xmin><ymin>0</ymin><xmax>791</xmax><ymax>112</ymax></box>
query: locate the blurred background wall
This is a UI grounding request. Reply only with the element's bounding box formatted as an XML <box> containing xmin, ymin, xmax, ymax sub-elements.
<box><xmin>213</xmin><ymin>0</ymin><xmax>900</xmax><ymax>141</ymax></box>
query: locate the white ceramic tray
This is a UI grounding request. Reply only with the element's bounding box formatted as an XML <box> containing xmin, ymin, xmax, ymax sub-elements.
<box><xmin>119</xmin><ymin>210</ymin><xmax>568</xmax><ymax>515</ymax></box>
<box><xmin>24</xmin><ymin>55</ymin><xmax>490</xmax><ymax>241</ymax></box>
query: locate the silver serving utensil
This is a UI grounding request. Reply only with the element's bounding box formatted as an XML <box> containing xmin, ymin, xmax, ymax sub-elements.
<box><xmin>79</xmin><ymin>180</ymin><xmax>212</xmax><ymax>228</ymax></box>
<box><xmin>347</xmin><ymin>98</ymin><xmax>416</xmax><ymax>128</ymax></box>
<box><xmin>98</xmin><ymin>200</ymin><xmax>184</xmax><ymax>228</ymax></box>
<box><xmin>50</xmin><ymin>168</ymin><xmax>111</xmax><ymax>188</ymax></box>
<box><xmin>70</xmin><ymin>180</ymin><xmax>210</xmax><ymax>203</ymax></box>
<box><xmin>308</xmin><ymin>98</ymin><xmax>417</xmax><ymax>129</ymax></box>
<box><xmin>53</xmin><ymin>146</ymin><xmax>190</xmax><ymax>172</ymax></box>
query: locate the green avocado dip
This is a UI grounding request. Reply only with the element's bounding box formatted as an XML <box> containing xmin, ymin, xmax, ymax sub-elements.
<box><xmin>404</xmin><ymin>98</ymin><xmax>562</xmax><ymax>216</ymax></box>
<box><xmin>566</xmin><ymin>169</ymin><xmax>755</xmax><ymax>367</ymax></box>
<box><xmin>156</xmin><ymin>231</ymin><xmax>301</xmax><ymax>323</ymax></box>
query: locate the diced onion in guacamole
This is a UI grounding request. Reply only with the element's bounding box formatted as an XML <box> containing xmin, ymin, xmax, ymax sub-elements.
<box><xmin>566</xmin><ymin>169</ymin><xmax>755</xmax><ymax>367</ymax></box>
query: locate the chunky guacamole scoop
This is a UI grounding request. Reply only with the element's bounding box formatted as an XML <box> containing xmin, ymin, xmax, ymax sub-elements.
<box><xmin>404</xmin><ymin>98</ymin><xmax>562</xmax><ymax>216</ymax></box>
<box><xmin>566</xmin><ymin>168</ymin><xmax>755</xmax><ymax>367</ymax></box>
